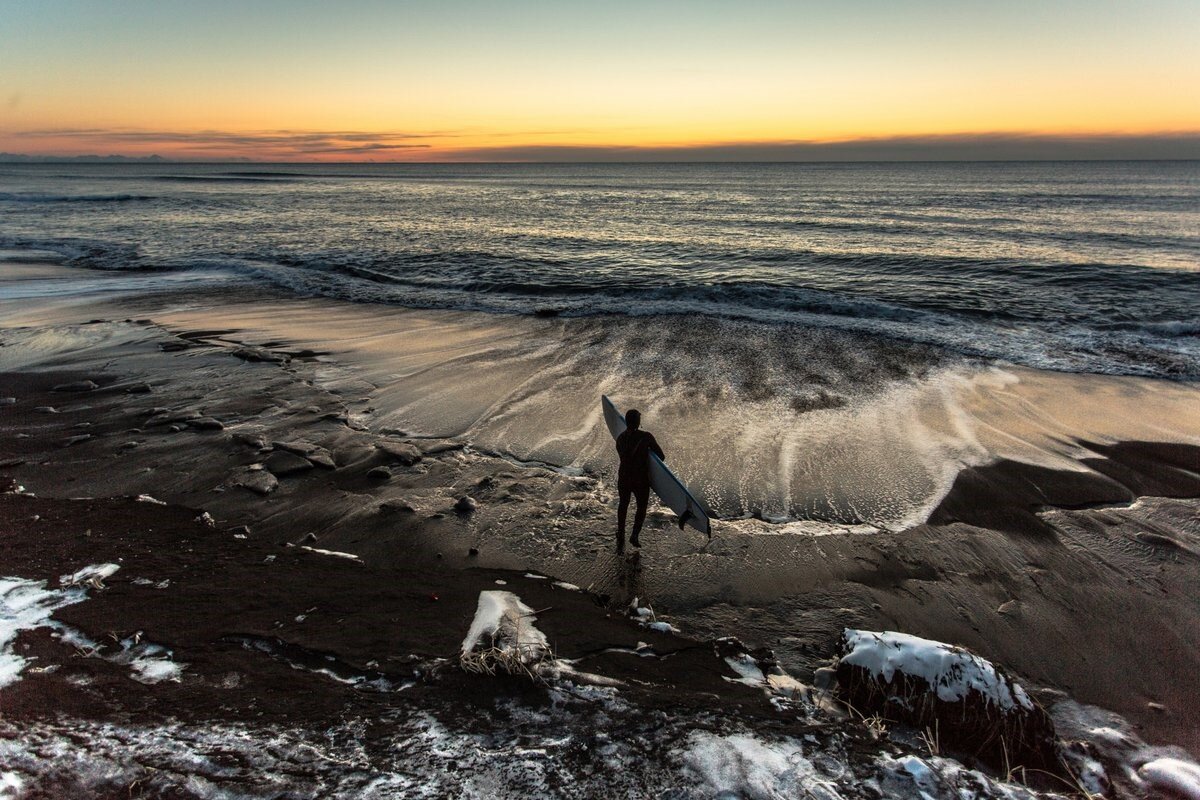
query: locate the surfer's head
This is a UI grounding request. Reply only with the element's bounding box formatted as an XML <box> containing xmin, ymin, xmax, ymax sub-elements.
<box><xmin>626</xmin><ymin>409</ymin><xmax>641</xmax><ymax>430</ymax></box>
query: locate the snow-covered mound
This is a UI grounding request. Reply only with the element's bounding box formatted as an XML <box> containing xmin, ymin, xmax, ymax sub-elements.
<box><xmin>836</xmin><ymin>629</ymin><xmax>1057</xmax><ymax>770</ymax></box>
<box><xmin>460</xmin><ymin>591</ymin><xmax>550</xmax><ymax>676</ymax></box>
<box><xmin>840</xmin><ymin>630</ymin><xmax>1032</xmax><ymax>711</ymax></box>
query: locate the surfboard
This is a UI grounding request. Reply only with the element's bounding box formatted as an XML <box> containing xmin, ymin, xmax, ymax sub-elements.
<box><xmin>602</xmin><ymin>395</ymin><xmax>712</xmax><ymax>537</ymax></box>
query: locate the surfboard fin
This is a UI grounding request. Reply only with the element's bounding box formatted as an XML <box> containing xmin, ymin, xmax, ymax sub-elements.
<box><xmin>677</xmin><ymin>509</ymin><xmax>693</xmax><ymax>531</ymax></box>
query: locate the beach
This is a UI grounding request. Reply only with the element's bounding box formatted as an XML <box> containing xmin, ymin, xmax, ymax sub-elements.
<box><xmin>2</xmin><ymin>250</ymin><xmax>1199</xmax><ymax>797</ymax></box>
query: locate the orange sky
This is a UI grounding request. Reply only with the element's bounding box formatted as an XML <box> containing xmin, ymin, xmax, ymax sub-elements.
<box><xmin>3</xmin><ymin>1</ymin><xmax>1199</xmax><ymax>161</ymax></box>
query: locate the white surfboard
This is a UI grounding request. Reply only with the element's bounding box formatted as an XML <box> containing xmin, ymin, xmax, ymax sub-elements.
<box><xmin>602</xmin><ymin>395</ymin><xmax>712</xmax><ymax>537</ymax></box>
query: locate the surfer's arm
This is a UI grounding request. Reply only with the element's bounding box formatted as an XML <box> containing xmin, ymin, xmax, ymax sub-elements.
<box><xmin>647</xmin><ymin>434</ymin><xmax>664</xmax><ymax>460</ymax></box>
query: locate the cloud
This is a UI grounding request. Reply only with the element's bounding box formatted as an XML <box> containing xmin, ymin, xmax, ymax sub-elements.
<box><xmin>7</xmin><ymin>128</ymin><xmax>440</xmax><ymax>157</ymax></box>
<box><xmin>442</xmin><ymin>132</ymin><xmax>1200</xmax><ymax>162</ymax></box>
<box><xmin>5</xmin><ymin>128</ymin><xmax>1199</xmax><ymax>161</ymax></box>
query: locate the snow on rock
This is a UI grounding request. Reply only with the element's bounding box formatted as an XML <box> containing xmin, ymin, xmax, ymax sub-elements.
<box><xmin>837</xmin><ymin>629</ymin><xmax>1057</xmax><ymax>771</ymax></box>
<box><xmin>841</xmin><ymin>629</ymin><xmax>1031</xmax><ymax>711</ymax></box>
<box><xmin>675</xmin><ymin>731</ymin><xmax>844</xmax><ymax>800</ymax></box>
<box><xmin>299</xmin><ymin>546</ymin><xmax>360</xmax><ymax>561</ymax></box>
<box><xmin>59</xmin><ymin>563</ymin><xmax>120</xmax><ymax>589</ymax></box>
<box><xmin>460</xmin><ymin>591</ymin><xmax>550</xmax><ymax>674</ymax></box>
<box><xmin>1139</xmin><ymin>758</ymin><xmax>1200</xmax><ymax>800</ymax></box>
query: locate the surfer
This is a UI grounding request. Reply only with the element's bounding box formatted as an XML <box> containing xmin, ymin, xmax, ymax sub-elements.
<box><xmin>615</xmin><ymin>408</ymin><xmax>664</xmax><ymax>555</ymax></box>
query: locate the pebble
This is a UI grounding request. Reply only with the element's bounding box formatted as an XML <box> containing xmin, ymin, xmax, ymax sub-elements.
<box><xmin>188</xmin><ymin>417</ymin><xmax>225</xmax><ymax>431</ymax></box>
<box><xmin>454</xmin><ymin>496</ymin><xmax>478</xmax><ymax>513</ymax></box>
<box><xmin>34</xmin><ymin>406</ymin><xmax>58</xmax><ymax>414</ymax></box>
<box><xmin>63</xmin><ymin>434</ymin><xmax>93</xmax><ymax>447</ymax></box>
<box><xmin>367</xmin><ymin>466</ymin><xmax>393</xmax><ymax>481</ymax></box>
<box><xmin>125</xmin><ymin>383</ymin><xmax>152</xmax><ymax>394</ymax></box>
<box><xmin>378</xmin><ymin>499</ymin><xmax>416</xmax><ymax>513</ymax></box>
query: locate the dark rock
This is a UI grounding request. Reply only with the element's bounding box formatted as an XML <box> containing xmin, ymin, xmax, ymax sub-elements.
<box><xmin>367</xmin><ymin>466</ymin><xmax>392</xmax><ymax>481</ymax></box>
<box><xmin>454</xmin><ymin>496</ymin><xmax>477</xmax><ymax>514</ymax></box>
<box><xmin>834</xmin><ymin>630</ymin><xmax>1058</xmax><ymax>770</ymax></box>
<box><xmin>376</xmin><ymin>441</ymin><xmax>422</xmax><ymax>466</ymax></box>
<box><xmin>52</xmin><ymin>380</ymin><xmax>98</xmax><ymax>393</ymax></box>
<box><xmin>125</xmin><ymin>382</ymin><xmax>152</xmax><ymax>394</ymax></box>
<box><xmin>160</xmin><ymin>341</ymin><xmax>190</xmax><ymax>352</ymax></box>
<box><xmin>299</xmin><ymin>532</ymin><xmax>317</xmax><ymax>544</ymax></box>
<box><xmin>147</xmin><ymin>409</ymin><xmax>201</xmax><ymax>427</ymax></box>
<box><xmin>233</xmin><ymin>432</ymin><xmax>268</xmax><ymax>449</ymax></box>
<box><xmin>273</xmin><ymin>440</ymin><xmax>335</xmax><ymax>469</ymax></box>
<box><xmin>231</xmin><ymin>468</ymin><xmax>278</xmax><ymax>496</ymax></box>
<box><xmin>418</xmin><ymin>440</ymin><xmax>464</xmax><ymax>456</ymax></box>
<box><xmin>188</xmin><ymin>417</ymin><xmax>225</xmax><ymax>431</ymax></box>
<box><xmin>64</xmin><ymin>434</ymin><xmax>93</xmax><ymax>447</ymax></box>
<box><xmin>378</xmin><ymin>499</ymin><xmax>415</xmax><ymax>514</ymax></box>
<box><xmin>118</xmin><ymin>441</ymin><xmax>140</xmax><ymax>451</ymax></box>
<box><xmin>265</xmin><ymin>451</ymin><xmax>313</xmax><ymax>477</ymax></box>
<box><xmin>468</xmin><ymin>547</ymin><xmax>479</xmax><ymax>557</ymax></box>
<box><xmin>232</xmin><ymin>346</ymin><xmax>289</xmax><ymax>364</ymax></box>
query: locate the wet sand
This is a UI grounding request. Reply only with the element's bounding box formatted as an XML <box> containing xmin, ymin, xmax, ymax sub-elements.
<box><xmin>2</xmin><ymin>258</ymin><xmax>1200</xmax><ymax>796</ymax></box>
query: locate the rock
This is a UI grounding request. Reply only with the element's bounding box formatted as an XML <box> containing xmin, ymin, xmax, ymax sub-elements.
<box><xmin>160</xmin><ymin>341</ymin><xmax>190</xmax><ymax>352</ymax></box>
<box><xmin>378</xmin><ymin>499</ymin><xmax>415</xmax><ymax>514</ymax></box>
<box><xmin>118</xmin><ymin>441</ymin><xmax>140</xmax><ymax>451</ymax></box>
<box><xmin>147</xmin><ymin>409</ymin><xmax>201</xmax><ymax>427</ymax></box>
<box><xmin>376</xmin><ymin>441</ymin><xmax>422</xmax><ymax>466</ymax></box>
<box><xmin>997</xmin><ymin>600</ymin><xmax>1020</xmax><ymax>615</ymax></box>
<box><xmin>0</xmin><ymin>397</ymin><xmax>15</xmax><ymax>405</ymax></box>
<box><xmin>1147</xmin><ymin>701</ymin><xmax>1167</xmax><ymax>712</ymax></box>
<box><xmin>228</xmin><ymin>525</ymin><xmax>252</xmax><ymax>536</ymax></box>
<box><xmin>63</xmin><ymin>434</ymin><xmax>93</xmax><ymax>447</ymax></box>
<box><xmin>307</xmin><ymin>451</ymin><xmax>336</xmax><ymax>469</ymax></box>
<box><xmin>454</xmin><ymin>496</ymin><xmax>478</xmax><ymax>514</ymax></box>
<box><xmin>417</xmin><ymin>440</ymin><xmax>464</xmax><ymax>456</ymax></box>
<box><xmin>168</xmin><ymin>424</ymin><xmax>186</xmax><ymax>433</ymax></box>
<box><xmin>52</xmin><ymin>380</ymin><xmax>98</xmax><ymax>393</ymax></box>
<box><xmin>272</xmin><ymin>440</ymin><xmax>335</xmax><ymax>468</ymax></box>
<box><xmin>231</xmin><ymin>468</ymin><xmax>278</xmax><ymax>496</ymax></box>
<box><xmin>367</xmin><ymin>466</ymin><xmax>392</xmax><ymax>481</ymax></box>
<box><xmin>188</xmin><ymin>417</ymin><xmax>225</xmax><ymax>431</ymax></box>
<box><xmin>468</xmin><ymin>547</ymin><xmax>479</xmax><ymax>557</ymax></box>
<box><xmin>299</xmin><ymin>532</ymin><xmax>317</xmax><ymax>544</ymax></box>
<box><xmin>232</xmin><ymin>432</ymin><xmax>267</xmax><ymax>449</ymax></box>
<box><xmin>835</xmin><ymin>629</ymin><xmax>1057</xmax><ymax>770</ymax></box>
<box><xmin>232</xmin><ymin>346</ymin><xmax>288</xmax><ymax>364</ymax></box>
<box><xmin>125</xmin><ymin>382</ymin><xmax>152</xmax><ymax>394</ymax></box>
<box><xmin>0</xmin><ymin>458</ymin><xmax>25</xmax><ymax>468</ymax></box>
<box><xmin>265</xmin><ymin>451</ymin><xmax>313</xmax><ymax>476</ymax></box>
<box><xmin>33</xmin><ymin>406</ymin><xmax>58</xmax><ymax>414</ymax></box>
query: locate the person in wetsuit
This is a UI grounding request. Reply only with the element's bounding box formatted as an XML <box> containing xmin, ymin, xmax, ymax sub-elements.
<box><xmin>615</xmin><ymin>408</ymin><xmax>664</xmax><ymax>555</ymax></box>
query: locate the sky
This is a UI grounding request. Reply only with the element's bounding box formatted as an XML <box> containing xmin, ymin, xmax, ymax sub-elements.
<box><xmin>2</xmin><ymin>0</ymin><xmax>1198</xmax><ymax>161</ymax></box>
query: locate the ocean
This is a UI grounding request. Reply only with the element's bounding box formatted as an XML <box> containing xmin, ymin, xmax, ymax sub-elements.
<box><xmin>2</xmin><ymin>161</ymin><xmax>1198</xmax><ymax>379</ymax></box>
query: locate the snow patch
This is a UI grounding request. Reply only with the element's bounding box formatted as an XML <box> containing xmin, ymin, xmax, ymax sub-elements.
<box><xmin>1139</xmin><ymin>758</ymin><xmax>1200</xmax><ymax>800</ymax></box>
<box><xmin>460</xmin><ymin>591</ymin><xmax>550</xmax><ymax>671</ymax></box>
<box><xmin>59</xmin><ymin>563</ymin><xmax>120</xmax><ymax>588</ymax></box>
<box><xmin>675</xmin><ymin>731</ymin><xmax>844</xmax><ymax>800</ymax></box>
<box><xmin>299</xmin><ymin>546</ymin><xmax>360</xmax><ymax>561</ymax></box>
<box><xmin>841</xmin><ymin>629</ymin><xmax>1032</xmax><ymax>710</ymax></box>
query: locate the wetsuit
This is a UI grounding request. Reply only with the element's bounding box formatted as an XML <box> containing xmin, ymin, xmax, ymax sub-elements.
<box><xmin>615</xmin><ymin>428</ymin><xmax>664</xmax><ymax>552</ymax></box>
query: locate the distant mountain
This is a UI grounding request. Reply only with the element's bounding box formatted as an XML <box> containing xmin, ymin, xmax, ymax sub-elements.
<box><xmin>0</xmin><ymin>153</ymin><xmax>166</xmax><ymax>163</ymax></box>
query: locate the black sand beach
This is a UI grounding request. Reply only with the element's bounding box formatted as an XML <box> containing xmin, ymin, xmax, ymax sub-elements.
<box><xmin>2</xmin><ymin>256</ymin><xmax>1199</xmax><ymax>798</ymax></box>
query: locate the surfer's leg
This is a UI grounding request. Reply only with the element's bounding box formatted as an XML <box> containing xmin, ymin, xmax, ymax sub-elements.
<box><xmin>616</xmin><ymin>484</ymin><xmax>631</xmax><ymax>554</ymax></box>
<box><xmin>630</xmin><ymin>484</ymin><xmax>649</xmax><ymax>546</ymax></box>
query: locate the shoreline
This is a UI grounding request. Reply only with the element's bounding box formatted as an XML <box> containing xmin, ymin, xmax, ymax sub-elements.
<box><xmin>2</xmin><ymin>257</ymin><xmax>1199</xmax><ymax>796</ymax></box>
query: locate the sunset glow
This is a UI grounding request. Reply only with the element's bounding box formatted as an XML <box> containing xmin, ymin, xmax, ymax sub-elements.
<box><xmin>3</xmin><ymin>0</ymin><xmax>1199</xmax><ymax>161</ymax></box>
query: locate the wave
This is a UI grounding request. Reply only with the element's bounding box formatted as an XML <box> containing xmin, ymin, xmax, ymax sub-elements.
<box><xmin>0</xmin><ymin>192</ymin><xmax>157</xmax><ymax>203</ymax></box>
<box><xmin>153</xmin><ymin>175</ymin><xmax>296</xmax><ymax>184</ymax></box>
